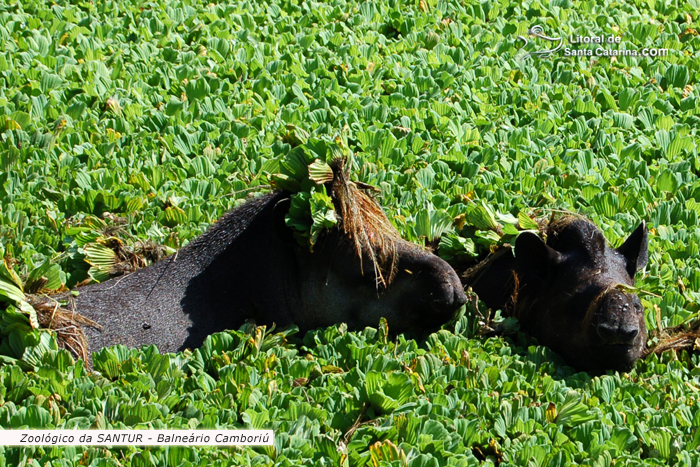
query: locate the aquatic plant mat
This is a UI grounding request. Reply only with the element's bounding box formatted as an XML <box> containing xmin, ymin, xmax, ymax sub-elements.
<box><xmin>2</xmin><ymin>318</ymin><xmax>700</xmax><ymax>465</ymax></box>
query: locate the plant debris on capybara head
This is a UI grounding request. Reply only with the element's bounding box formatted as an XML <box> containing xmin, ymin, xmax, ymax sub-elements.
<box><xmin>463</xmin><ymin>215</ymin><xmax>648</xmax><ymax>372</ymax></box>
<box><xmin>60</xmin><ymin>158</ymin><xmax>467</xmax><ymax>361</ymax></box>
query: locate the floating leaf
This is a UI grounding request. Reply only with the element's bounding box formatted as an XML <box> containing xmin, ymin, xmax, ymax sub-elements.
<box><xmin>546</xmin><ymin>402</ymin><xmax>557</xmax><ymax>423</ymax></box>
<box><xmin>0</xmin><ymin>261</ymin><xmax>37</xmax><ymax>327</ymax></box>
<box><xmin>612</xmin><ymin>112</ymin><xmax>634</xmax><ymax>129</ymax></box>
<box><xmin>9</xmin><ymin>111</ymin><xmax>31</xmax><ymax>129</ymax></box>
<box><xmin>590</xmin><ymin>191</ymin><xmax>619</xmax><ymax>218</ymax></box>
<box><xmin>657</xmin><ymin>170</ymin><xmax>680</xmax><ymax>193</ymax></box>
<box><xmin>464</xmin><ymin>202</ymin><xmax>500</xmax><ymax>231</ymax></box>
<box><xmin>84</xmin><ymin>243</ymin><xmax>118</xmax><ymax>283</ymax></box>
<box><xmin>308</xmin><ymin>189</ymin><xmax>338</xmax><ymax>248</ymax></box>
<box><xmin>308</xmin><ymin>160</ymin><xmax>334</xmax><ymax>185</ymax></box>
<box><xmin>415</xmin><ymin>209</ymin><xmax>453</xmax><ymax>242</ymax></box>
<box><xmin>554</xmin><ymin>392</ymin><xmax>596</xmax><ymax>427</ymax></box>
<box><xmin>665</xmin><ymin>64</ymin><xmax>690</xmax><ymax>89</ymax></box>
<box><xmin>517</xmin><ymin>212</ymin><xmax>539</xmax><ymax>230</ymax></box>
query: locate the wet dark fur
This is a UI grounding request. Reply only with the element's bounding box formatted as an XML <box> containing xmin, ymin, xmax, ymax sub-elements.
<box><xmin>66</xmin><ymin>191</ymin><xmax>467</xmax><ymax>361</ymax></box>
<box><xmin>463</xmin><ymin>217</ymin><xmax>648</xmax><ymax>372</ymax></box>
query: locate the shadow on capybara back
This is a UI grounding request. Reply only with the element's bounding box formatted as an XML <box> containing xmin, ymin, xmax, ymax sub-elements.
<box><xmin>463</xmin><ymin>216</ymin><xmax>648</xmax><ymax>372</ymax></box>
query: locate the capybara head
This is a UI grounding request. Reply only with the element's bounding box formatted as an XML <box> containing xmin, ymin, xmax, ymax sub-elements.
<box><xmin>284</xmin><ymin>163</ymin><xmax>467</xmax><ymax>333</ymax></box>
<box><xmin>512</xmin><ymin>218</ymin><xmax>648</xmax><ymax>372</ymax></box>
<box><xmin>294</xmin><ymin>228</ymin><xmax>468</xmax><ymax>333</ymax></box>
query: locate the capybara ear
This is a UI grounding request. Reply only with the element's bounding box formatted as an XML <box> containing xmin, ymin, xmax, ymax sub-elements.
<box><xmin>272</xmin><ymin>197</ymin><xmax>295</xmax><ymax>244</ymax></box>
<box><xmin>617</xmin><ymin>221</ymin><xmax>648</xmax><ymax>278</ymax></box>
<box><xmin>514</xmin><ymin>231</ymin><xmax>562</xmax><ymax>279</ymax></box>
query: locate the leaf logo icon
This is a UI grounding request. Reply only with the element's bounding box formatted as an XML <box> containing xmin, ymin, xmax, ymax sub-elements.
<box><xmin>516</xmin><ymin>25</ymin><xmax>564</xmax><ymax>61</ymax></box>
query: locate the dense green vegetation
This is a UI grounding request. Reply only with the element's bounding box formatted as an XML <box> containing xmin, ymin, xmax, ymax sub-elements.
<box><xmin>1</xmin><ymin>0</ymin><xmax>700</xmax><ymax>464</ymax></box>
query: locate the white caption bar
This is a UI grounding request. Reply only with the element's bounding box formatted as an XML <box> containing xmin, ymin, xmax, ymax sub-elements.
<box><xmin>0</xmin><ymin>430</ymin><xmax>273</xmax><ymax>446</ymax></box>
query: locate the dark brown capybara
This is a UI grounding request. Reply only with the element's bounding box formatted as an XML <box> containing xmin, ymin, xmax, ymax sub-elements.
<box><xmin>463</xmin><ymin>216</ymin><xmax>648</xmax><ymax>372</ymax></box>
<box><xmin>64</xmin><ymin>164</ymin><xmax>467</xmax><ymax>359</ymax></box>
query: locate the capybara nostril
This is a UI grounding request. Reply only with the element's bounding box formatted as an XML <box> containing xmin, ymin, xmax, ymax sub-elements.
<box><xmin>597</xmin><ymin>323</ymin><xmax>639</xmax><ymax>345</ymax></box>
<box><xmin>430</xmin><ymin>279</ymin><xmax>467</xmax><ymax>314</ymax></box>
